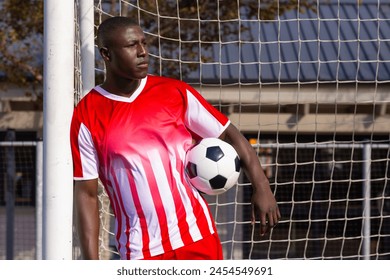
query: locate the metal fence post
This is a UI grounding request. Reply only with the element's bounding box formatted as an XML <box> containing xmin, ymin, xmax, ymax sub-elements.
<box><xmin>5</xmin><ymin>129</ymin><xmax>16</xmax><ymax>260</ymax></box>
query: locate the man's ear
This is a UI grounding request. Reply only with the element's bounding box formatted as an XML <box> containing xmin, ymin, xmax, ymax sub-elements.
<box><xmin>100</xmin><ymin>47</ymin><xmax>110</xmax><ymax>60</ymax></box>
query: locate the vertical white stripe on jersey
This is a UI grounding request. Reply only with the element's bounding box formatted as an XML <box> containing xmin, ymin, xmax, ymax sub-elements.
<box><xmin>172</xmin><ymin>144</ymin><xmax>204</xmax><ymax>240</ymax></box>
<box><xmin>78</xmin><ymin>123</ymin><xmax>99</xmax><ymax>179</ymax></box>
<box><xmin>108</xmin><ymin>158</ymin><xmax>143</xmax><ymax>260</ymax></box>
<box><xmin>191</xmin><ymin>187</ymin><xmax>215</xmax><ymax>233</ymax></box>
<box><xmin>147</xmin><ymin>149</ymin><xmax>185</xmax><ymax>249</ymax></box>
<box><xmin>130</xmin><ymin>155</ymin><xmax>164</xmax><ymax>257</ymax></box>
<box><xmin>176</xmin><ymin>143</ymin><xmax>215</xmax><ymax>235</ymax></box>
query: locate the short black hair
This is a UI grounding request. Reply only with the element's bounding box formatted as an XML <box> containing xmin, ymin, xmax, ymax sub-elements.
<box><xmin>96</xmin><ymin>16</ymin><xmax>139</xmax><ymax>48</ymax></box>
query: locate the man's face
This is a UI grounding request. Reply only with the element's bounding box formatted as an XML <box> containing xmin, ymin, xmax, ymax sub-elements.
<box><xmin>106</xmin><ymin>25</ymin><xmax>149</xmax><ymax>80</ymax></box>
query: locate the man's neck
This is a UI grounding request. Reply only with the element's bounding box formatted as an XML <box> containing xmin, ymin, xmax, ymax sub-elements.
<box><xmin>101</xmin><ymin>78</ymin><xmax>141</xmax><ymax>98</ymax></box>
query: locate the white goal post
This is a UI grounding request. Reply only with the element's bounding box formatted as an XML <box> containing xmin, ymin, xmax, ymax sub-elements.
<box><xmin>69</xmin><ymin>0</ymin><xmax>390</xmax><ymax>260</ymax></box>
<box><xmin>42</xmin><ymin>0</ymin><xmax>75</xmax><ymax>260</ymax></box>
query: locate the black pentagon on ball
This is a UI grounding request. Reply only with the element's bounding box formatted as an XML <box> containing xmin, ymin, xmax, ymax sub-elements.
<box><xmin>209</xmin><ymin>175</ymin><xmax>227</xmax><ymax>189</ymax></box>
<box><xmin>206</xmin><ymin>146</ymin><xmax>225</xmax><ymax>162</ymax></box>
<box><xmin>185</xmin><ymin>161</ymin><xmax>197</xmax><ymax>179</ymax></box>
<box><xmin>234</xmin><ymin>156</ymin><xmax>241</xmax><ymax>172</ymax></box>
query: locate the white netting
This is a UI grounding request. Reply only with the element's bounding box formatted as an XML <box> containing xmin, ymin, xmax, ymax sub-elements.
<box><xmin>72</xmin><ymin>0</ymin><xmax>390</xmax><ymax>259</ymax></box>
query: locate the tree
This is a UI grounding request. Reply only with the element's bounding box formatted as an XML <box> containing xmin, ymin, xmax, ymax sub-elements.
<box><xmin>0</xmin><ymin>0</ymin><xmax>43</xmax><ymax>88</ymax></box>
<box><xmin>96</xmin><ymin>0</ymin><xmax>316</xmax><ymax>82</ymax></box>
<box><xmin>0</xmin><ymin>0</ymin><xmax>316</xmax><ymax>89</ymax></box>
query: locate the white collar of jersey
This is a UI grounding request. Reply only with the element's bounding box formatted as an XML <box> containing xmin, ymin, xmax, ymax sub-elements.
<box><xmin>95</xmin><ymin>76</ymin><xmax>148</xmax><ymax>103</ymax></box>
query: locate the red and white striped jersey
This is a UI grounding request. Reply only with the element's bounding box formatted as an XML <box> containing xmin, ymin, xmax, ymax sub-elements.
<box><xmin>70</xmin><ymin>75</ymin><xmax>230</xmax><ymax>259</ymax></box>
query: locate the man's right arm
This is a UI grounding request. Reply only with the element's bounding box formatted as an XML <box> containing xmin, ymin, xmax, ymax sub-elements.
<box><xmin>74</xmin><ymin>178</ymin><xmax>100</xmax><ymax>260</ymax></box>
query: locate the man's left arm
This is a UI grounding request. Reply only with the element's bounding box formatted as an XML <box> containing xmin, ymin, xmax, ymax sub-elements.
<box><xmin>219</xmin><ymin>124</ymin><xmax>281</xmax><ymax>236</ymax></box>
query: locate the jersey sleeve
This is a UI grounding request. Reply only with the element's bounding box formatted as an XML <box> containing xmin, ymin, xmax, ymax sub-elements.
<box><xmin>184</xmin><ymin>85</ymin><xmax>230</xmax><ymax>139</ymax></box>
<box><xmin>70</xmin><ymin>109</ymin><xmax>99</xmax><ymax>180</ymax></box>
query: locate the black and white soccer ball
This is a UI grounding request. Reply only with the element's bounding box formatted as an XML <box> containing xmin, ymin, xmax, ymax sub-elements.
<box><xmin>184</xmin><ymin>138</ymin><xmax>241</xmax><ymax>195</ymax></box>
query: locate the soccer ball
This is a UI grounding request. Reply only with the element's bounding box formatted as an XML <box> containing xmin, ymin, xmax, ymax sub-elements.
<box><xmin>184</xmin><ymin>138</ymin><xmax>241</xmax><ymax>195</ymax></box>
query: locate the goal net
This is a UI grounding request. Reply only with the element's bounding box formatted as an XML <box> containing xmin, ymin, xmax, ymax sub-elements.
<box><xmin>73</xmin><ymin>0</ymin><xmax>390</xmax><ymax>260</ymax></box>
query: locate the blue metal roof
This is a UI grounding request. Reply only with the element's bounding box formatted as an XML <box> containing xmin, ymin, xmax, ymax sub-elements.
<box><xmin>196</xmin><ymin>0</ymin><xmax>390</xmax><ymax>84</ymax></box>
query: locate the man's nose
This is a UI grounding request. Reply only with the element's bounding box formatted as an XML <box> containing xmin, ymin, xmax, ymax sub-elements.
<box><xmin>138</xmin><ymin>44</ymin><xmax>147</xmax><ymax>56</ymax></box>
